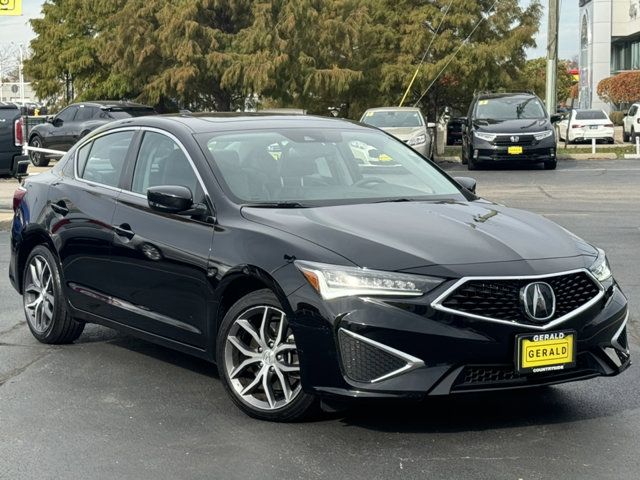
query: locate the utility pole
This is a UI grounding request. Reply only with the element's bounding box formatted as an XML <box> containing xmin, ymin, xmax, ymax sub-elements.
<box><xmin>545</xmin><ymin>0</ymin><xmax>559</xmax><ymax>114</ymax></box>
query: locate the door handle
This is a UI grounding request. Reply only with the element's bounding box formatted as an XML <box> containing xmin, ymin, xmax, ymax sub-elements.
<box><xmin>50</xmin><ymin>202</ymin><xmax>69</xmax><ymax>216</ymax></box>
<box><xmin>114</xmin><ymin>224</ymin><xmax>135</xmax><ymax>240</ymax></box>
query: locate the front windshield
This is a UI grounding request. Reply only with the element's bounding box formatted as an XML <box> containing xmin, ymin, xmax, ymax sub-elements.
<box><xmin>196</xmin><ymin>128</ymin><xmax>462</xmax><ymax>206</ymax></box>
<box><xmin>361</xmin><ymin>110</ymin><xmax>424</xmax><ymax>128</ymax></box>
<box><xmin>474</xmin><ymin>96</ymin><xmax>546</xmax><ymax>120</ymax></box>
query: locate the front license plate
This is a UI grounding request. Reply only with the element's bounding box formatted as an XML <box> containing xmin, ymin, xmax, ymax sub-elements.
<box><xmin>508</xmin><ymin>146</ymin><xmax>523</xmax><ymax>154</ymax></box>
<box><xmin>515</xmin><ymin>330</ymin><xmax>576</xmax><ymax>374</ymax></box>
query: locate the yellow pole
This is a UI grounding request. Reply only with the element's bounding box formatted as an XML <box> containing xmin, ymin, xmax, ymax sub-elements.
<box><xmin>399</xmin><ymin>66</ymin><xmax>421</xmax><ymax>107</ymax></box>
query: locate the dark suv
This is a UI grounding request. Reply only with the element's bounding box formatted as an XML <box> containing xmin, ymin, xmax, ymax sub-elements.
<box><xmin>0</xmin><ymin>102</ymin><xmax>26</xmax><ymax>176</ymax></box>
<box><xmin>461</xmin><ymin>92</ymin><xmax>561</xmax><ymax>170</ymax></box>
<box><xmin>28</xmin><ymin>101</ymin><xmax>155</xmax><ymax>167</ymax></box>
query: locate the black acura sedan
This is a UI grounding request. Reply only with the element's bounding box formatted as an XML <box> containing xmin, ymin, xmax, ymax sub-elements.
<box><xmin>9</xmin><ymin>114</ymin><xmax>629</xmax><ymax>421</ymax></box>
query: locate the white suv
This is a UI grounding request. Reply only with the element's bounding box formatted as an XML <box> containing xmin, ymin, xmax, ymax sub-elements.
<box><xmin>622</xmin><ymin>104</ymin><xmax>640</xmax><ymax>142</ymax></box>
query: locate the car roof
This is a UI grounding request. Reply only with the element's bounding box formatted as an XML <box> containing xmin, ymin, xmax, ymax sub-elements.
<box><xmin>71</xmin><ymin>100</ymin><xmax>153</xmax><ymax>109</ymax></box>
<box><xmin>103</xmin><ymin>113</ymin><xmax>371</xmax><ymax>134</ymax></box>
<box><xmin>0</xmin><ymin>101</ymin><xmax>18</xmax><ymax>109</ymax></box>
<box><xmin>475</xmin><ymin>92</ymin><xmax>536</xmax><ymax>99</ymax></box>
<box><xmin>363</xmin><ymin>107</ymin><xmax>422</xmax><ymax>113</ymax></box>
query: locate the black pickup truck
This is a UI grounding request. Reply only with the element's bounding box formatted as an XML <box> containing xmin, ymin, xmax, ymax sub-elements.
<box><xmin>0</xmin><ymin>102</ymin><xmax>27</xmax><ymax>176</ymax></box>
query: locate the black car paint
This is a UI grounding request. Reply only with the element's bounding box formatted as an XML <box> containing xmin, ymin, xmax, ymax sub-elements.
<box><xmin>9</xmin><ymin>114</ymin><xmax>629</xmax><ymax>402</ymax></box>
<box><xmin>462</xmin><ymin>93</ymin><xmax>557</xmax><ymax>166</ymax></box>
<box><xmin>28</xmin><ymin>102</ymin><xmax>155</xmax><ymax>155</ymax></box>
<box><xmin>0</xmin><ymin>104</ymin><xmax>22</xmax><ymax>175</ymax></box>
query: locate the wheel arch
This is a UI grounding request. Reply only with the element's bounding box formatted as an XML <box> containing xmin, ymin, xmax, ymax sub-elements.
<box><xmin>212</xmin><ymin>265</ymin><xmax>294</xmax><ymax>336</ymax></box>
<box><xmin>15</xmin><ymin>227</ymin><xmax>58</xmax><ymax>294</ymax></box>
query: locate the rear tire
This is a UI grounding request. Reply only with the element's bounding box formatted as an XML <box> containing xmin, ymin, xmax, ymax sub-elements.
<box><xmin>623</xmin><ymin>128</ymin><xmax>630</xmax><ymax>142</ymax></box>
<box><xmin>28</xmin><ymin>135</ymin><xmax>50</xmax><ymax>167</ymax></box>
<box><xmin>216</xmin><ymin>289</ymin><xmax>317</xmax><ymax>422</ymax></box>
<box><xmin>22</xmin><ymin>245</ymin><xmax>84</xmax><ymax>344</ymax></box>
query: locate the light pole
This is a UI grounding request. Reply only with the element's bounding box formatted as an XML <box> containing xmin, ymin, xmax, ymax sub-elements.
<box><xmin>545</xmin><ymin>0</ymin><xmax>559</xmax><ymax>114</ymax></box>
<box><xmin>18</xmin><ymin>43</ymin><xmax>24</xmax><ymax>105</ymax></box>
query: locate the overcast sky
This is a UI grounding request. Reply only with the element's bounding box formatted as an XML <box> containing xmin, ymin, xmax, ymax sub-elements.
<box><xmin>0</xmin><ymin>0</ymin><xmax>580</xmax><ymax>63</ymax></box>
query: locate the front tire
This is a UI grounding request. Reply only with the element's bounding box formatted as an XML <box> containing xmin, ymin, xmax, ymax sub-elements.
<box><xmin>543</xmin><ymin>160</ymin><xmax>557</xmax><ymax>170</ymax></box>
<box><xmin>216</xmin><ymin>289</ymin><xmax>317</xmax><ymax>421</ymax></box>
<box><xmin>28</xmin><ymin>135</ymin><xmax>50</xmax><ymax>167</ymax></box>
<box><xmin>22</xmin><ymin>245</ymin><xmax>84</xmax><ymax>344</ymax></box>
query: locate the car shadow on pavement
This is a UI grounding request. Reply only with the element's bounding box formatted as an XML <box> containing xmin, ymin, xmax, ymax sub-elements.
<box><xmin>336</xmin><ymin>374</ymin><xmax>640</xmax><ymax>433</ymax></box>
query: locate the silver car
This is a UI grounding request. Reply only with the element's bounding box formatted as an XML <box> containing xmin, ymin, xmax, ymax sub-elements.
<box><xmin>360</xmin><ymin>107</ymin><xmax>434</xmax><ymax>158</ymax></box>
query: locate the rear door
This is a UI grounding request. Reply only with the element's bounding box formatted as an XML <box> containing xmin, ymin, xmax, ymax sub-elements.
<box><xmin>107</xmin><ymin>129</ymin><xmax>214</xmax><ymax>348</ymax></box>
<box><xmin>47</xmin><ymin>128</ymin><xmax>138</xmax><ymax>316</ymax></box>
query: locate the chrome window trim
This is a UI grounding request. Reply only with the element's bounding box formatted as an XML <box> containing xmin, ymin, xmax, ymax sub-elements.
<box><xmin>73</xmin><ymin>126</ymin><xmax>141</xmax><ymax>192</ymax></box>
<box><xmin>121</xmin><ymin>126</ymin><xmax>212</xmax><ymax>202</ymax></box>
<box><xmin>339</xmin><ymin>328</ymin><xmax>425</xmax><ymax>383</ymax></box>
<box><xmin>611</xmin><ymin>310</ymin><xmax>629</xmax><ymax>354</ymax></box>
<box><xmin>430</xmin><ymin>268</ymin><xmax>605</xmax><ymax>331</ymax></box>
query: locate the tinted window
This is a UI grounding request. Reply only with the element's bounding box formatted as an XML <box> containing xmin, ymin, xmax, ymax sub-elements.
<box><xmin>75</xmin><ymin>106</ymin><xmax>99</xmax><ymax>121</ymax></box>
<box><xmin>56</xmin><ymin>106</ymin><xmax>78</xmax><ymax>122</ymax></box>
<box><xmin>362</xmin><ymin>110</ymin><xmax>424</xmax><ymax>128</ymax></box>
<box><xmin>197</xmin><ymin>129</ymin><xmax>461</xmax><ymax>205</ymax></box>
<box><xmin>0</xmin><ymin>107</ymin><xmax>19</xmax><ymax>121</ymax></box>
<box><xmin>131</xmin><ymin>131</ymin><xmax>200</xmax><ymax>198</ymax></box>
<box><xmin>574</xmin><ymin>110</ymin><xmax>607</xmax><ymax>120</ymax></box>
<box><xmin>79</xmin><ymin>131</ymin><xmax>134</xmax><ymax>187</ymax></box>
<box><xmin>474</xmin><ymin>96</ymin><xmax>546</xmax><ymax>120</ymax></box>
<box><xmin>629</xmin><ymin>106</ymin><xmax>637</xmax><ymax>116</ymax></box>
<box><xmin>107</xmin><ymin>108</ymin><xmax>155</xmax><ymax>120</ymax></box>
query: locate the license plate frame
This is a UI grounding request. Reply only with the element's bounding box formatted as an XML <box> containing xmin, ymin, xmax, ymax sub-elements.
<box><xmin>508</xmin><ymin>146</ymin><xmax>523</xmax><ymax>155</ymax></box>
<box><xmin>515</xmin><ymin>330</ymin><xmax>576</xmax><ymax>374</ymax></box>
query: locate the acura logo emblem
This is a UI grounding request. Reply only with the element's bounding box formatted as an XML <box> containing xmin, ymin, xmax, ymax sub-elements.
<box><xmin>510</xmin><ymin>135</ymin><xmax>519</xmax><ymax>143</ymax></box>
<box><xmin>520</xmin><ymin>282</ymin><xmax>556</xmax><ymax>321</ymax></box>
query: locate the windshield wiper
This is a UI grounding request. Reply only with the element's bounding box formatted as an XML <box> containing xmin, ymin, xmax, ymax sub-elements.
<box><xmin>372</xmin><ymin>198</ymin><xmax>416</xmax><ymax>203</ymax></box>
<box><xmin>245</xmin><ymin>201</ymin><xmax>309</xmax><ymax>208</ymax></box>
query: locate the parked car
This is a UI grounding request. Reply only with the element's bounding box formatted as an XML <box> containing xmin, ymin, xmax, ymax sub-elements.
<box><xmin>622</xmin><ymin>103</ymin><xmax>640</xmax><ymax>142</ymax></box>
<box><xmin>556</xmin><ymin>109</ymin><xmax>614</xmax><ymax>144</ymax></box>
<box><xmin>10</xmin><ymin>114</ymin><xmax>629</xmax><ymax>421</ymax></box>
<box><xmin>446</xmin><ymin>116</ymin><xmax>465</xmax><ymax>145</ymax></box>
<box><xmin>0</xmin><ymin>102</ymin><xmax>28</xmax><ymax>176</ymax></box>
<box><xmin>27</xmin><ymin>101</ymin><xmax>155</xmax><ymax>167</ymax></box>
<box><xmin>461</xmin><ymin>92</ymin><xmax>561</xmax><ymax>170</ymax></box>
<box><xmin>360</xmin><ymin>107</ymin><xmax>434</xmax><ymax>159</ymax></box>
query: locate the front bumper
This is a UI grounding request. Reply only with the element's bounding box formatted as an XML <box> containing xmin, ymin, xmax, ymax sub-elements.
<box><xmin>474</xmin><ymin>146</ymin><xmax>556</xmax><ymax>164</ymax></box>
<box><xmin>288</xmin><ymin>275</ymin><xmax>630</xmax><ymax>401</ymax></box>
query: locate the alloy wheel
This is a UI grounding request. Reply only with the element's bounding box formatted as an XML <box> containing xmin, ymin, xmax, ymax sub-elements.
<box><xmin>224</xmin><ymin>305</ymin><xmax>302</xmax><ymax>411</ymax></box>
<box><xmin>23</xmin><ymin>255</ymin><xmax>55</xmax><ymax>334</ymax></box>
<box><xmin>30</xmin><ymin>137</ymin><xmax>42</xmax><ymax>165</ymax></box>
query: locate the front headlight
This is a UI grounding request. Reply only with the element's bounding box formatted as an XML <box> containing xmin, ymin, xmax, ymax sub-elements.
<box><xmin>474</xmin><ymin>131</ymin><xmax>496</xmax><ymax>142</ymax></box>
<box><xmin>295</xmin><ymin>261</ymin><xmax>443</xmax><ymax>300</ymax></box>
<box><xmin>589</xmin><ymin>248</ymin><xmax>612</xmax><ymax>282</ymax></box>
<box><xmin>407</xmin><ymin>134</ymin><xmax>427</xmax><ymax>146</ymax></box>
<box><xmin>534</xmin><ymin>130</ymin><xmax>554</xmax><ymax>140</ymax></box>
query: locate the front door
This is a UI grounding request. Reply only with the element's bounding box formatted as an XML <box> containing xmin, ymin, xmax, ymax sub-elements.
<box><xmin>108</xmin><ymin>130</ymin><xmax>214</xmax><ymax>348</ymax></box>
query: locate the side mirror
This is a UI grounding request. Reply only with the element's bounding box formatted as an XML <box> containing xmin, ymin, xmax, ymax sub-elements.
<box><xmin>454</xmin><ymin>176</ymin><xmax>477</xmax><ymax>194</ymax></box>
<box><xmin>52</xmin><ymin>117</ymin><xmax>63</xmax><ymax>127</ymax></box>
<box><xmin>147</xmin><ymin>185</ymin><xmax>193</xmax><ymax>214</ymax></box>
<box><xmin>550</xmin><ymin>113</ymin><xmax>563</xmax><ymax>123</ymax></box>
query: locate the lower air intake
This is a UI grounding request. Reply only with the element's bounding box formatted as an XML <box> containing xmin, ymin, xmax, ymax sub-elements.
<box><xmin>338</xmin><ymin>329</ymin><xmax>413</xmax><ymax>383</ymax></box>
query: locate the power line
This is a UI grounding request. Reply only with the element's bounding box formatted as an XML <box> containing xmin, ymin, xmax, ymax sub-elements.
<box><xmin>412</xmin><ymin>0</ymin><xmax>500</xmax><ymax>107</ymax></box>
<box><xmin>398</xmin><ymin>0</ymin><xmax>454</xmax><ymax>106</ymax></box>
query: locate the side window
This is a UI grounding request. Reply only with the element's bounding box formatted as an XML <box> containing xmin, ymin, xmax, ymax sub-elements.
<box><xmin>630</xmin><ymin>106</ymin><xmax>637</xmax><ymax>116</ymax></box>
<box><xmin>76</xmin><ymin>143</ymin><xmax>91</xmax><ymax>176</ymax></box>
<box><xmin>79</xmin><ymin>131</ymin><xmax>135</xmax><ymax>188</ymax></box>
<box><xmin>131</xmin><ymin>131</ymin><xmax>200</xmax><ymax>200</ymax></box>
<box><xmin>56</xmin><ymin>106</ymin><xmax>77</xmax><ymax>123</ymax></box>
<box><xmin>75</xmin><ymin>106</ymin><xmax>98</xmax><ymax>122</ymax></box>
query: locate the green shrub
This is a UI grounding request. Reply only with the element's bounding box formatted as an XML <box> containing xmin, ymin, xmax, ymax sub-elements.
<box><xmin>609</xmin><ymin>111</ymin><xmax>625</xmax><ymax>126</ymax></box>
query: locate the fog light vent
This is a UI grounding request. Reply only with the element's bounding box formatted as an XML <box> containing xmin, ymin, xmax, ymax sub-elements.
<box><xmin>338</xmin><ymin>329</ymin><xmax>423</xmax><ymax>383</ymax></box>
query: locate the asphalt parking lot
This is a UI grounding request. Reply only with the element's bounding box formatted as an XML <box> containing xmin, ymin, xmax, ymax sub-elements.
<box><xmin>1</xmin><ymin>159</ymin><xmax>639</xmax><ymax>480</ymax></box>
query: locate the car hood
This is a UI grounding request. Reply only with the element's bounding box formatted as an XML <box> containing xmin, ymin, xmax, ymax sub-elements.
<box><xmin>242</xmin><ymin>201</ymin><xmax>597</xmax><ymax>274</ymax></box>
<box><xmin>473</xmin><ymin>118</ymin><xmax>551</xmax><ymax>133</ymax></box>
<box><xmin>379</xmin><ymin>126</ymin><xmax>425</xmax><ymax>140</ymax></box>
